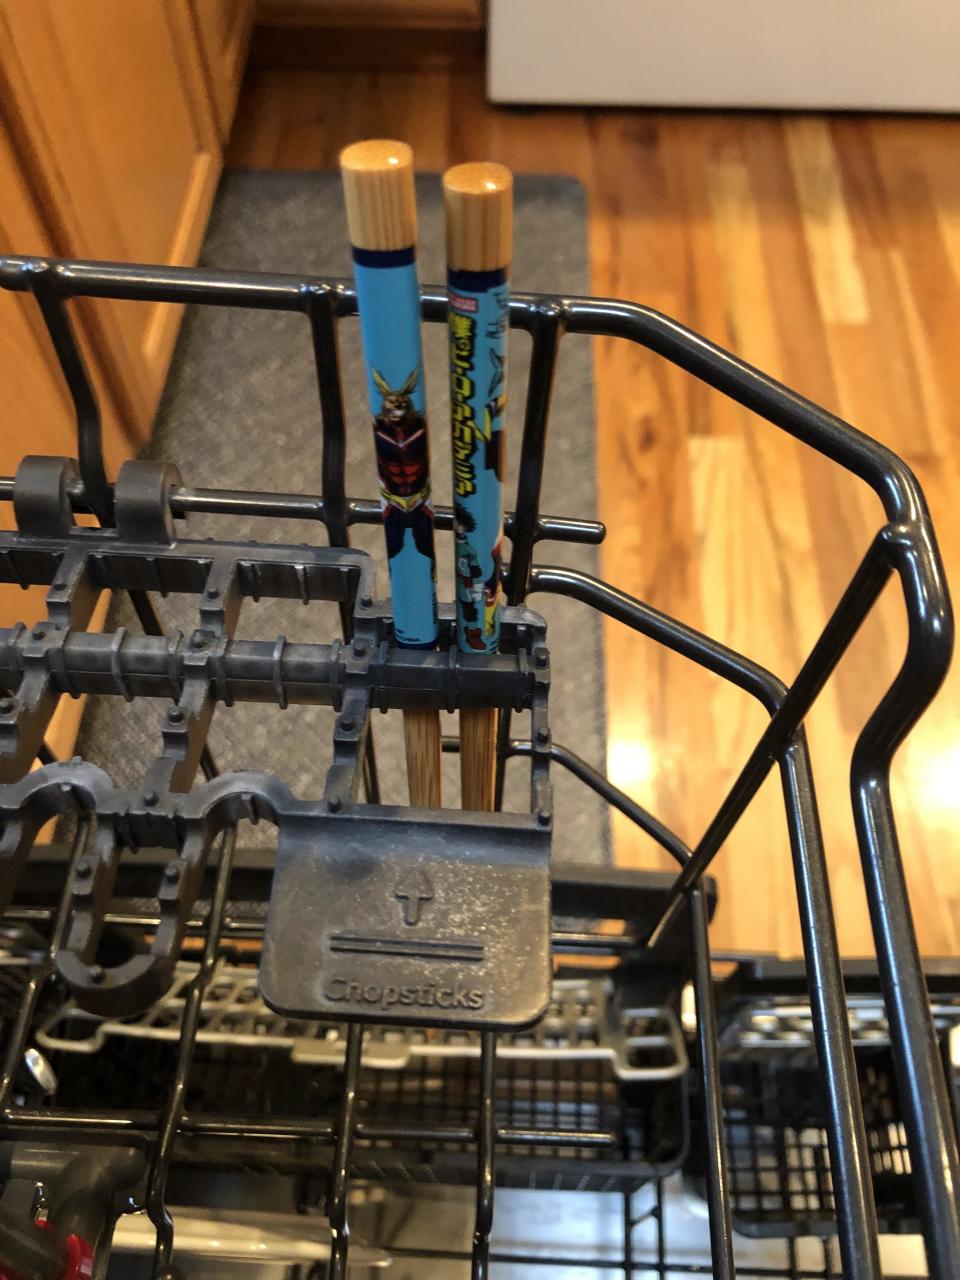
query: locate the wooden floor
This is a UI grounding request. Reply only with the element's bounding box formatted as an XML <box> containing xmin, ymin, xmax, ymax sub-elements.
<box><xmin>230</xmin><ymin>67</ymin><xmax>960</xmax><ymax>958</ymax></box>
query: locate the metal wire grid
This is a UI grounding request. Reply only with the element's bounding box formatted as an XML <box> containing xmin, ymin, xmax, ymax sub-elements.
<box><xmin>33</xmin><ymin>993</ymin><xmax>685</xmax><ymax>1194</ymax></box>
<box><xmin>33</xmin><ymin>965</ymin><xmax>688</xmax><ymax>1083</ymax></box>
<box><xmin>718</xmin><ymin>994</ymin><xmax>960</xmax><ymax>1054</ymax></box>
<box><xmin>720</xmin><ymin>1053</ymin><xmax>916</xmax><ymax>1237</ymax></box>
<box><xmin>0</xmin><ymin>254</ymin><xmax>956</xmax><ymax>1279</ymax></box>
<box><xmin>715</xmin><ymin>986</ymin><xmax>960</xmax><ymax>1240</ymax></box>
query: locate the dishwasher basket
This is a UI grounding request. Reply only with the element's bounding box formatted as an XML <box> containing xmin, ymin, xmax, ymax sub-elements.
<box><xmin>0</xmin><ymin>255</ymin><xmax>957</xmax><ymax>1280</ymax></box>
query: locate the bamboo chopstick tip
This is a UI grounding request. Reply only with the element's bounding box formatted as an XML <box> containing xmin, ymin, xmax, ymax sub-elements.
<box><xmin>443</xmin><ymin>162</ymin><xmax>513</xmax><ymax>273</ymax></box>
<box><xmin>339</xmin><ymin>138</ymin><xmax>417</xmax><ymax>252</ymax></box>
<box><xmin>442</xmin><ymin>161</ymin><xmax>513</xmax><ymax>200</ymax></box>
<box><xmin>340</xmin><ymin>137</ymin><xmax>413</xmax><ymax>175</ymax></box>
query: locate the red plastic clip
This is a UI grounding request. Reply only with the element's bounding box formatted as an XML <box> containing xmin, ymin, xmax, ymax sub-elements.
<box><xmin>62</xmin><ymin>1235</ymin><xmax>94</xmax><ymax>1280</ymax></box>
<box><xmin>0</xmin><ymin>1226</ymin><xmax>93</xmax><ymax>1280</ymax></box>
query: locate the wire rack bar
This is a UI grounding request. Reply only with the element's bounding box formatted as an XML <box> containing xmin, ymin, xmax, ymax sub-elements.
<box><xmin>145</xmin><ymin>825</ymin><xmax>236</xmax><ymax>1274</ymax></box>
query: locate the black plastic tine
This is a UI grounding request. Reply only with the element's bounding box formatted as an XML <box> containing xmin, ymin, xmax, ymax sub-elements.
<box><xmin>494</xmin><ymin>702</ymin><xmax>511</xmax><ymax>810</ymax></box>
<box><xmin>27</xmin><ymin>267</ymin><xmax>112</xmax><ymax>525</ymax></box>
<box><xmin>306</xmin><ymin>286</ymin><xmax>350</xmax><ymax>550</ymax></box>
<box><xmin>306</xmin><ymin>285</ymin><xmax>380</xmax><ymax>804</ymax></box>
<box><xmin>690</xmin><ymin>888</ymin><xmax>736</xmax><ymax>1280</ymax></box>
<box><xmin>0</xmin><ymin>818</ymin><xmax>90</xmax><ymax>1116</ymax></box>
<box><xmin>472</xmin><ymin>1030</ymin><xmax>497</xmax><ymax>1280</ymax></box>
<box><xmin>495</xmin><ymin>305</ymin><xmax>563</xmax><ymax>808</ymax></box>
<box><xmin>343</xmin><ymin>594</ymin><xmax>380</xmax><ymax>802</ymax></box>
<box><xmin>328</xmin><ymin>1020</ymin><xmax>363</xmax><ymax>1280</ymax></box>
<box><xmin>147</xmin><ymin>823</ymin><xmax>237</xmax><ymax>1278</ymax></box>
<box><xmin>506</xmin><ymin>304</ymin><xmax>564</xmax><ymax>606</ymax></box>
<box><xmin>781</xmin><ymin>735</ymin><xmax>882</xmax><ymax>1279</ymax></box>
<box><xmin>128</xmin><ymin>588</ymin><xmax>219</xmax><ymax>781</ymax></box>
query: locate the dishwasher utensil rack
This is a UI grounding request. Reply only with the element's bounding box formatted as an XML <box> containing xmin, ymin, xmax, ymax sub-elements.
<box><xmin>0</xmin><ymin>254</ymin><xmax>956</xmax><ymax>1280</ymax></box>
<box><xmin>34</xmin><ymin>964</ymin><xmax>689</xmax><ymax>1082</ymax></box>
<box><xmin>707</xmin><ymin>959</ymin><xmax>960</xmax><ymax>1243</ymax></box>
<box><xmin>30</xmin><ymin>958</ymin><xmax>689</xmax><ymax>1196</ymax></box>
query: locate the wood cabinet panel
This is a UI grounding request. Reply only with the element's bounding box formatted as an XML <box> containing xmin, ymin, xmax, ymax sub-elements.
<box><xmin>192</xmin><ymin>0</ymin><xmax>256</xmax><ymax>140</ymax></box>
<box><xmin>0</xmin><ymin>115</ymin><xmax>123</xmax><ymax>772</ymax></box>
<box><xmin>260</xmin><ymin>0</ymin><xmax>482</xmax><ymax>27</ymax></box>
<box><xmin>0</xmin><ymin>112</ymin><xmax>130</xmax><ymax>629</ymax></box>
<box><xmin>0</xmin><ymin>2</ymin><xmax>249</xmax><ymax>767</ymax></box>
<box><xmin>0</xmin><ymin>0</ymin><xmax>223</xmax><ymax>441</ymax></box>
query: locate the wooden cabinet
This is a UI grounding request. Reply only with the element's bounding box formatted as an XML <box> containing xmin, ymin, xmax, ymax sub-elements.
<box><xmin>0</xmin><ymin>0</ymin><xmax>253</xmax><ymax>752</ymax></box>
<box><xmin>0</xmin><ymin>0</ymin><xmax>253</xmax><ymax>446</ymax></box>
<box><xmin>1</xmin><ymin>1</ymin><xmax>234</xmax><ymax>441</ymax></box>
<box><xmin>0</xmin><ymin>109</ymin><xmax>129</xmax><ymax>595</ymax></box>
<box><xmin>0</xmin><ymin>111</ymin><xmax>122</xmax><ymax>759</ymax></box>
<box><xmin>193</xmin><ymin>0</ymin><xmax>256</xmax><ymax>140</ymax></box>
<box><xmin>0</xmin><ymin>0</ymin><xmax>253</xmax><ymax>482</ymax></box>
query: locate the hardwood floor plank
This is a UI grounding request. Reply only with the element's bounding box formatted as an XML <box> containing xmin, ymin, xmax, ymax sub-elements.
<box><xmin>784</xmin><ymin>116</ymin><xmax>869</xmax><ymax>326</ymax></box>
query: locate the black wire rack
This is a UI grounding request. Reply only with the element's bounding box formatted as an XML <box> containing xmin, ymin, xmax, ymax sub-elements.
<box><xmin>0</xmin><ymin>255</ymin><xmax>957</xmax><ymax>1280</ymax></box>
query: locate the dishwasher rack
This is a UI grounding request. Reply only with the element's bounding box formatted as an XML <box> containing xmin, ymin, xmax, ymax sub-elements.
<box><xmin>0</xmin><ymin>254</ymin><xmax>957</xmax><ymax>1280</ymax></box>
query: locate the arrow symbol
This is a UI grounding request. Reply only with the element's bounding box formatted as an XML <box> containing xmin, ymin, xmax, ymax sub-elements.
<box><xmin>394</xmin><ymin>869</ymin><xmax>433</xmax><ymax>926</ymax></box>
